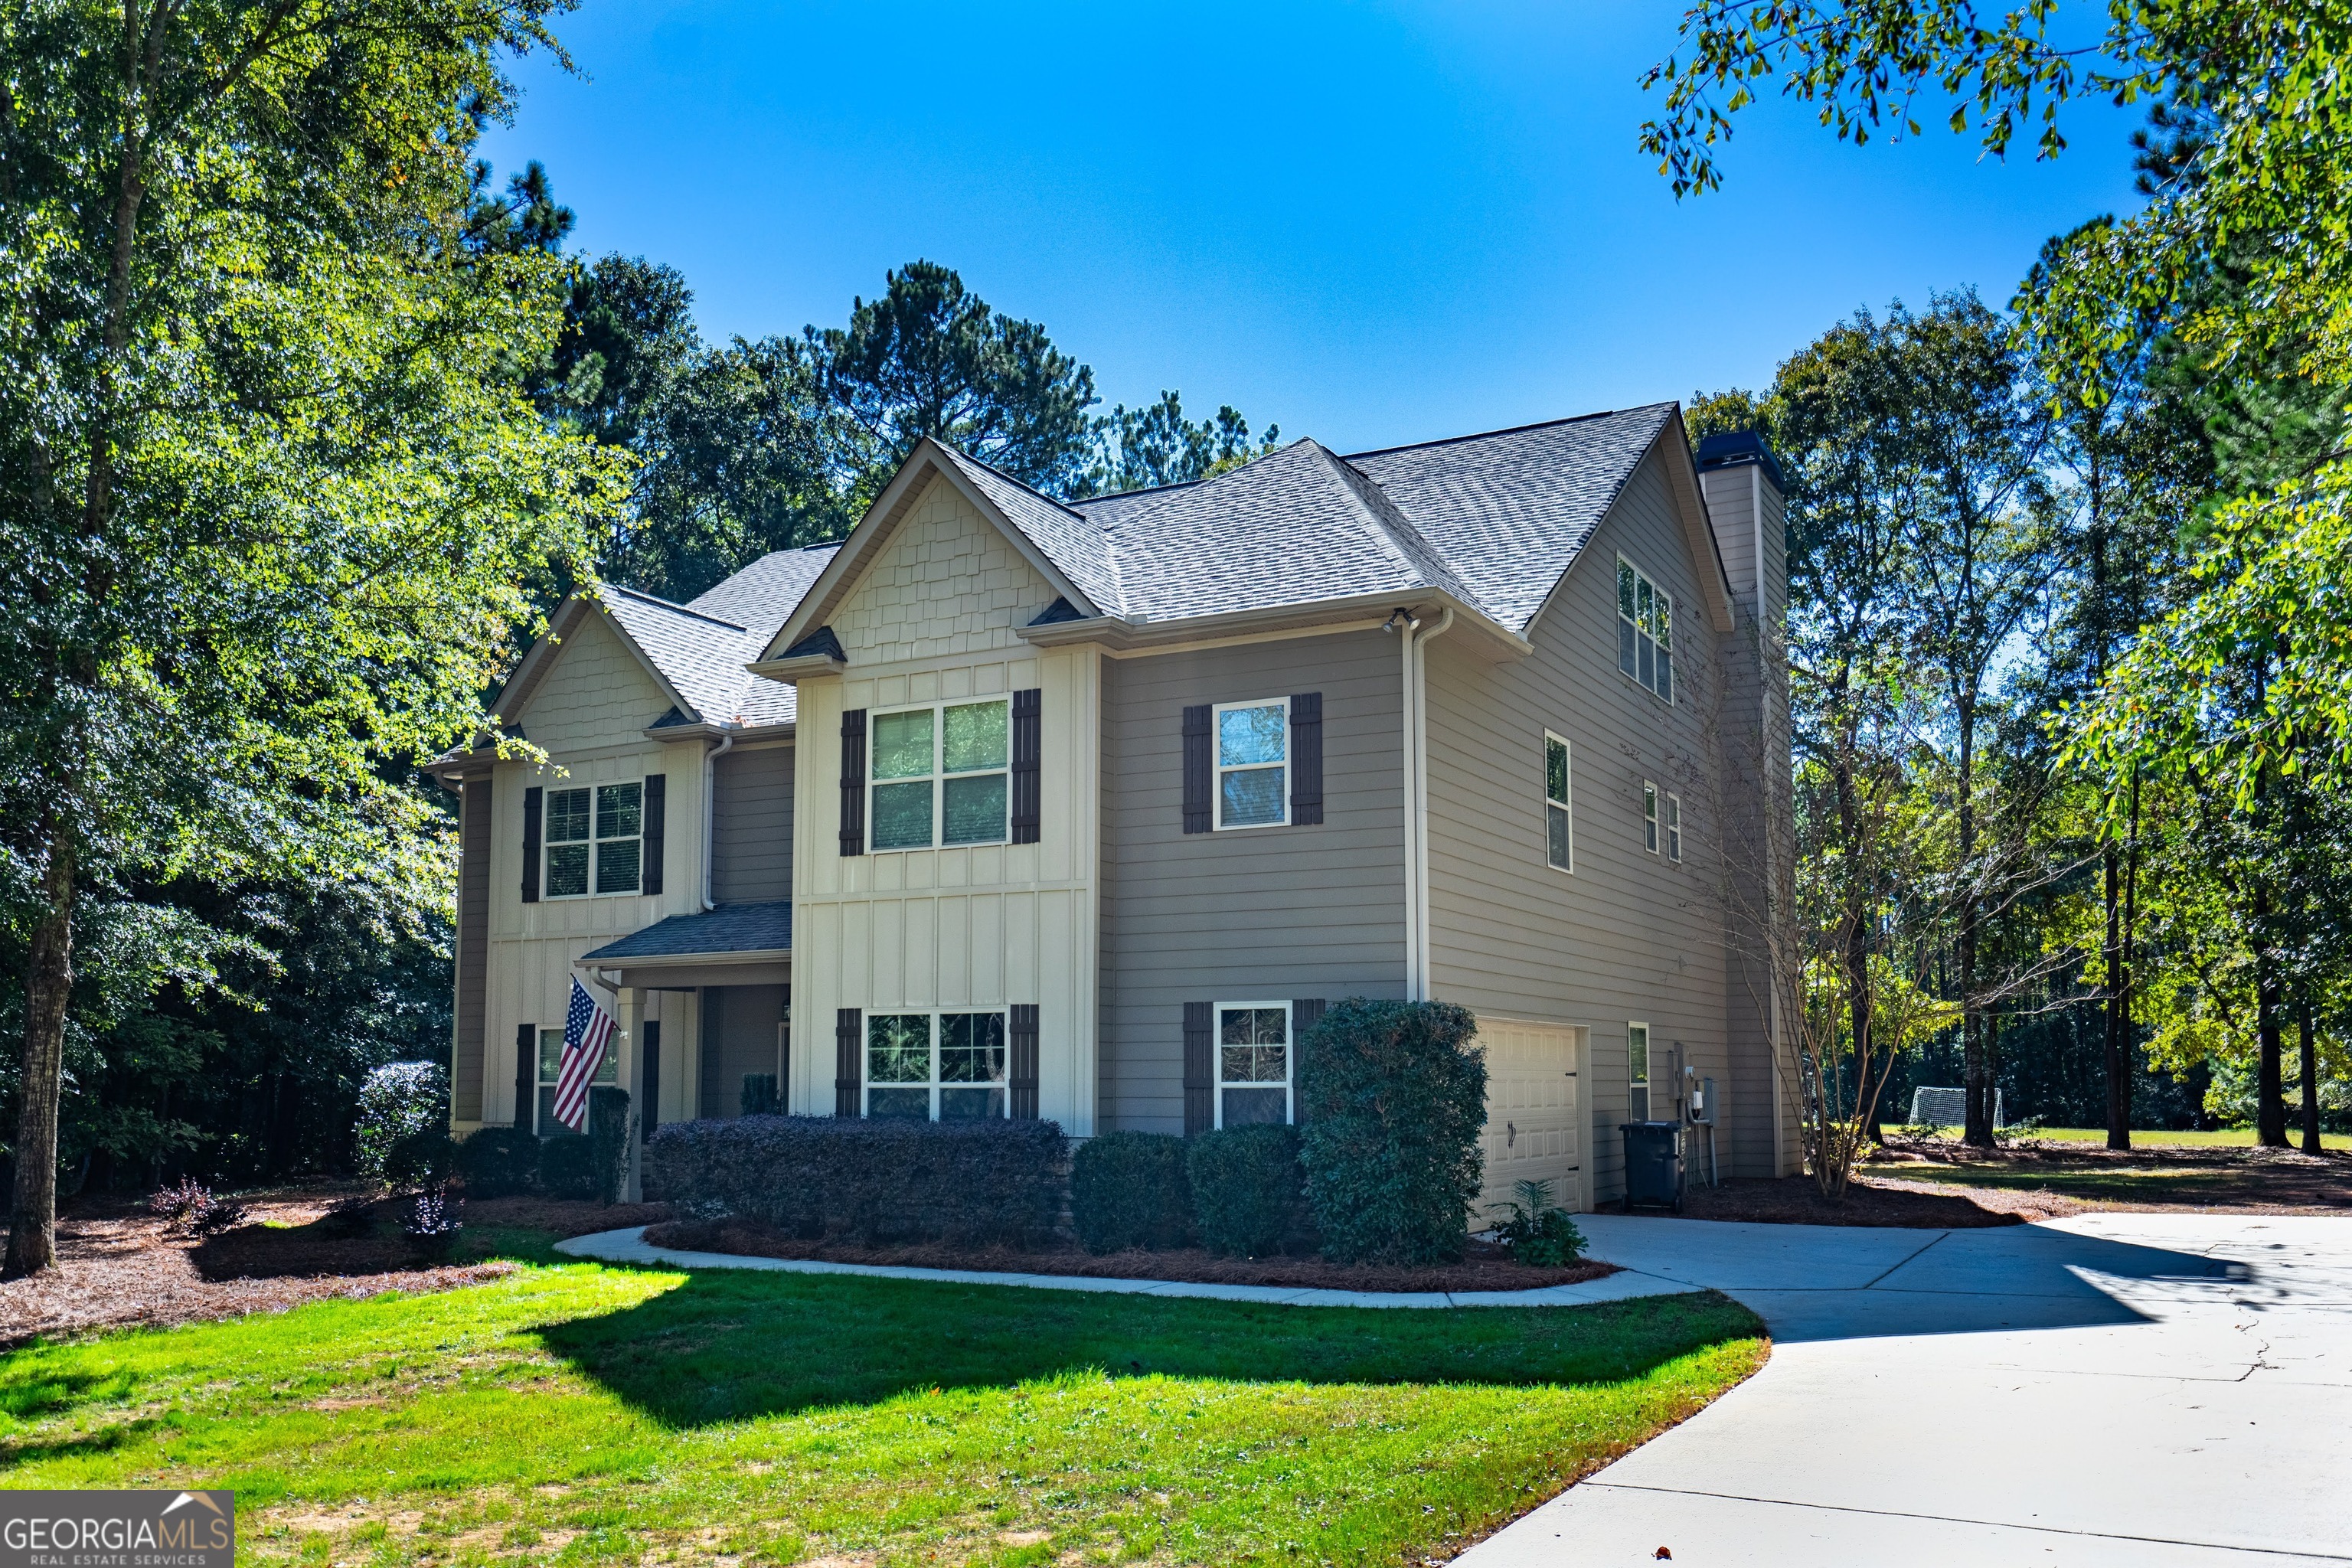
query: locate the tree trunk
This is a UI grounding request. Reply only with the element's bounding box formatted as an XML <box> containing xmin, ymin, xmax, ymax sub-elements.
<box><xmin>1958</xmin><ymin>694</ymin><xmax>1992</xmax><ymax>1148</ymax></box>
<box><xmin>2299</xmin><ymin>1002</ymin><xmax>2323</xmax><ymax>1156</ymax></box>
<box><xmin>2102</xmin><ymin>838</ymin><xmax>2131</xmax><ymax>1151</ymax></box>
<box><xmin>4</xmin><ymin>825</ymin><xmax>77</xmax><ymax>1279</ymax></box>
<box><xmin>2253</xmin><ymin>890</ymin><xmax>2288</xmax><ymax>1148</ymax></box>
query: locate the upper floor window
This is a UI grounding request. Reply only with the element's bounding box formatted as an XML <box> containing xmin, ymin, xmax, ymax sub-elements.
<box><xmin>870</xmin><ymin>700</ymin><xmax>1010</xmax><ymax>851</ymax></box>
<box><xmin>1218</xmin><ymin>1001</ymin><xmax>1292</xmax><ymax>1125</ymax></box>
<box><xmin>867</xmin><ymin>1011</ymin><xmax>1007</xmax><ymax>1119</ymax></box>
<box><xmin>1643</xmin><ymin>781</ymin><xmax>1660</xmax><ymax>854</ymax></box>
<box><xmin>1618</xmin><ymin>556</ymin><xmax>1674</xmax><ymax>701</ymax></box>
<box><xmin>1216</xmin><ymin>698</ymin><xmax>1289</xmax><ymax>829</ymax></box>
<box><xmin>546</xmin><ymin>781</ymin><xmax>641</xmax><ymax>897</ymax></box>
<box><xmin>1665</xmin><ymin>792</ymin><xmax>1683</xmax><ymax>863</ymax></box>
<box><xmin>1544</xmin><ymin>732</ymin><xmax>1573</xmax><ymax>873</ymax></box>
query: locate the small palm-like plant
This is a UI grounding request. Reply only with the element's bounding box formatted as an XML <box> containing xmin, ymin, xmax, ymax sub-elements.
<box><xmin>1488</xmin><ymin>1179</ymin><xmax>1586</xmax><ymax>1267</ymax></box>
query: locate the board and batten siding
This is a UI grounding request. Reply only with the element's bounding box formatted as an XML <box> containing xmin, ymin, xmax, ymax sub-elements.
<box><xmin>478</xmin><ymin>608</ymin><xmax>710</xmax><ymax>1131</ymax></box>
<box><xmin>452</xmin><ymin>779</ymin><xmax>493</xmax><ymax>1122</ymax></box>
<box><xmin>712</xmin><ymin>741</ymin><xmax>794</xmax><ymax>904</ymax></box>
<box><xmin>1422</xmin><ymin>446</ymin><xmax>1740</xmax><ymax>1199</ymax></box>
<box><xmin>1098</xmin><ymin>630</ymin><xmax>1407</xmax><ymax>1134</ymax></box>
<box><xmin>788</xmin><ymin>473</ymin><xmax>1102</xmax><ymax>1132</ymax></box>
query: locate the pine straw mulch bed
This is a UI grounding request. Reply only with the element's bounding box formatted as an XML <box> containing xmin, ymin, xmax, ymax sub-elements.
<box><xmin>0</xmin><ymin>1189</ymin><xmax>671</xmax><ymax>1348</ymax></box>
<box><xmin>642</xmin><ymin>1215</ymin><xmax>1616</xmax><ymax>1293</ymax></box>
<box><xmin>1610</xmin><ymin>1139</ymin><xmax>2352</xmax><ymax>1227</ymax></box>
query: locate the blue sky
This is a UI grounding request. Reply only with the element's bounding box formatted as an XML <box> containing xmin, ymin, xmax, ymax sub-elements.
<box><xmin>481</xmin><ymin>0</ymin><xmax>2146</xmax><ymax>453</ymax></box>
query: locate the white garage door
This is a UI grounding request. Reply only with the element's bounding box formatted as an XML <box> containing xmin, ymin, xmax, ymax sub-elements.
<box><xmin>1478</xmin><ymin>1018</ymin><xmax>1586</xmax><ymax>1219</ymax></box>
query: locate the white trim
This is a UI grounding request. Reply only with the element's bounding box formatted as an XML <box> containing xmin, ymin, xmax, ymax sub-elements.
<box><xmin>865</xmin><ymin>696</ymin><xmax>1014</xmax><ymax>853</ymax></box>
<box><xmin>1665</xmin><ymin>791</ymin><xmax>1683</xmax><ymax>863</ymax></box>
<box><xmin>1628</xmin><ymin>1021</ymin><xmax>1652</xmax><ymax>1122</ymax></box>
<box><xmin>861</xmin><ymin>1008</ymin><xmax>1012</xmax><ymax>1122</ymax></box>
<box><xmin>1642</xmin><ymin>780</ymin><xmax>1660</xmax><ymax>855</ymax></box>
<box><xmin>1211</xmin><ymin>696</ymin><xmax>1291</xmax><ymax>831</ymax></box>
<box><xmin>1543</xmin><ymin>730</ymin><xmax>1574</xmax><ymax>875</ymax></box>
<box><xmin>1615</xmin><ymin>554</ymin><xmax>1676</xmax><ymax>704</ymax></box>
<box><xmin>1212</xmin><ymin>999</ymin><xmax>1295</xmax><ymax>1129</ymax></box>
<box><xmin>542</xmin><ymin>776</ymin><xmax>647</xmax><ymax>900</ymax></box>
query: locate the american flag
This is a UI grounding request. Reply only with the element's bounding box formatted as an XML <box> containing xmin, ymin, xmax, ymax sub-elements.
<box><xmin>554</xmin><ymin>976</ymin><xmax>616</xmax><ymax>1132</ymax></box>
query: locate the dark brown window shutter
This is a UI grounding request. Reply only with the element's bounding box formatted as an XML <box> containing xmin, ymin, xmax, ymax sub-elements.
<box><xmin>1011</xmin><ymin>688</ymin><xmax>1042</xmax><ymax>844</ymax></box>
<box><xmin>835</xmin><ymin>1008</ymin><xmax>862</xmax><ymax>1116</ymax></box>
<box><xmin>1291</xmin><ymin>998</ymin><xmax>1327</xmax><ymax>1124</ymax></box>
<box><xmin>1009</xmin><ymin>1003</ymin><xmax>1040</xmax><ymax>1118</ymax></box>
<box><xmin>1181</xmin><ymin>705</ymin><xmax>1212</xmax><ymax>834</ymax></box>
<box><xmin>838</xmin><ymin>710</ymin><xmax>867</xmax><ymax>856</ymax></box>
<box><xmin>1290</xmin><ymin>693</ymin><xmax>1323</xmax><ymax>825</ymax></box>
<box><xmin>639</xmin><ymin>1020</ymin><xmax>662</xmax><ymax>1143</ymax></box>
<box><xmin>641</xmin><ymin>774</ymin><xmax>666</xmax><ymax>894</ymax></box>
<box><xmin>521</xmin><ymin>786</ymin><xmax>544</xmax><ymax>903</ymax></box>
<box><xmin>514</xmin><ymin>1023</ymin><xmax>536</xmax><ymax>1131</ymax></box>
<box><xmin>1183</xmin><ymin>1001</ymin><xmax>1214</xmax><ymax>1135</ymax></box>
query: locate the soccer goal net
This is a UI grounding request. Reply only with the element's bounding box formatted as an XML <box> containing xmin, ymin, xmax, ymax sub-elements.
<box><xmin>1909</xmin><ymin>1086</ymin><xmax>2002</xmax><ymax>1129</ymax></box>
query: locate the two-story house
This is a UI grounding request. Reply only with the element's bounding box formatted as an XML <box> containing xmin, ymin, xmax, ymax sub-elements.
<box><xmin>433</xmin><ymin>403</ymin><xmax>1796</xmax><ymax>1209</ymax></box>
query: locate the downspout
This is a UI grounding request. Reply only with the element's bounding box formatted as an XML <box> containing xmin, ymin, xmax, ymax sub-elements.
<box><xmin>1390</xmin><ymin>610</ymin><xmax>1423</xmax><ymax>999</ymax></box>
<box><xmin>1412</xmin><ymin>608</ymin><xmax>1455</xmax><ymax>1000</ymax></box>
<box><xmin>702</xmin><ymin>729</ymin><xmax>734</xmax><ymax>911</ymax></box>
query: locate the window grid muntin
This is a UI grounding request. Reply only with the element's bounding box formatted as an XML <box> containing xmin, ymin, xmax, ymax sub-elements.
<box><xmin>1643</xmin><ymin>781</ymin><xmax>1660</xmax><ymax>854</ymax></box>
<box><xmin>1214</xmin><ymin>697</ymin><xmax>1289</xmax><ymax>830</ymax></box>
<box><xmin>867</xmin><ymin>699</ymin><xmax>1013</xmax><ymax>852</ymax></box>
<box><xmin>544</xmin><ymin>779</ymin><xmax>643</xmax><ymax>898</ymax></box>
<box><xmin>1665</xmin><ymin>792</ymin><xmax>1683</xmax><ymax>863</ymax></box>
<box><xmin>1616</xmin><ymin>555</ymin><xmax>1674</xmax><ymax>702</ymax></box>
<box><xmin>1544</xmin><ymin>730</ymin><xmax>1573</xmax><ymax>874</ymax></box>
<box><xmin>865</xmin><ymin>1009</ymin><xmax>1010</xmax><ymax>1119</ymax></box>
<box><xmin>536</xmin><ymin>1021</ymin><xmax>616</xmax><ymax>1134</ymax></box>
<box><xmin>1216</xmin><ymin>1000</ymin><xmax>1293</xmax><ymax>1127</ymax></box>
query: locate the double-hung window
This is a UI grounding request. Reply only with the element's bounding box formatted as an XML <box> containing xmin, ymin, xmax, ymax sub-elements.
<box><xmin>1643</xmin><ymin>782</ymin><xmax>1660</xmax><ymax>854</ymax></box>
<box><xmin>1617</xmin><ymin>556</ymin><xmax>1674</xmax><ymax>701</ymax></box>
<box><xmin>545</xmin><ymin>781</ymin><xmax>642</xmax><ymax>897</ymax></box>
<box><xmin>1544</xmin><ymin>732</ymin><xmax>1573</xmax><ymax>872</ymax></box>
<box><xmin>1214</xmin><ymin>698</ymin><xmax>1289</xmax><ymax>828</ymax></box>
<box><xmin>866</xmin><ymin>1011</ymin><xmax>1008</xmax><ymax>1119</ymax></box>
<box><xmin>1217</xmin><ymin>1001</ymin><xmax>1292</xmax><ymax>1126</ymax></box>
<box><xmin>1665</xmin><ymin>792</ymin><xmax>1683</xmax><ymax>863</ymax></box>
<box><xmin>537</xmin><ymin>1024</ymin><xmax>616</xmax><ymax>1134</ymax></box>
<box><xmin>870</xmin><ymin>700</ymin><xmax>1011</xmax><ymax>851</ymax></box>
<box><xmin>1628</xmin><ymin>1022</ymin><xmax>1651</xmax><ymax>1121</ymax></box>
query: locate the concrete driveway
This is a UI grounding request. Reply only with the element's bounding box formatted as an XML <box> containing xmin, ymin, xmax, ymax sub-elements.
<box><xmin>1461</xmin><ymin>1211</ymin><xmax>2352</xmax><ymax>1566</ymax></box>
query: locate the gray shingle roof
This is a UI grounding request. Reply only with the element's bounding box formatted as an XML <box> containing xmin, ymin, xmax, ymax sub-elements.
<box><xmin>594</xmin><ymin>546</ymin><xmax>838</xmax><ymax>730</ymax></box>
<box><xmin>580</xmin><ymin>899</ymin><xmax>792</xmax><ymax>960</ymax></box>
<box><xmin>932</xmin><ymin>445</ymin><xmax>1125</xmax><ymax>614</ymax></box>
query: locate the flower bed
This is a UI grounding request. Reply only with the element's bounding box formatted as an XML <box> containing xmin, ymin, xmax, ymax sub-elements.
<box><xmin>642</xmin><ymin>1214</ymin><xmax>1616</xmax><ymax>1294</ymax></box>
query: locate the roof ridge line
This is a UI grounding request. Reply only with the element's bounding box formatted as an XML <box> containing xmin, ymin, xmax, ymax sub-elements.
<box><xmin>1312</xmin><ymin>443</ymin><xmax>1484</xmax><ymax>612</ymax></box>
<box><xmin>1343</xmin><ymin>402</ymin><xmax>1677</xmax><ymax>462</ymax></box>
<box><xmin>604</xmin><ymin>583</ymin><xmax>753</xmax><ymax>633</ymax></box>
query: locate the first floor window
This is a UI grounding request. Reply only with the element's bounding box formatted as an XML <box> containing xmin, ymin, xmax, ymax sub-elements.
<box><xmin>1643</xmin><ymin>782</ymin><xmax>1660</xmax><ymax>854</ymax></box>
<box><xmin>1544</xmin><ymin>732</ymin><xmax>1573</xmax><ymax>872</ymax></box>
<box><xmin>870</xmin><ymin>700</ymin><xmax>1011</xmax><ymax>851</ymax></box>
<box><xmin>537</xmin><ymin>1023</ymin><xmax>617</xmax><ymax>1134</ymax></box>
<box><xmin>1628</xmin><ymin>1022</ymin><xmax>1651</xmax><ymax>1122</ymax></box>
<box><xmin>1215</xmin><ymin>698</ymin><xmax>1289</xmax><ymax>828</ymax></box>
<box><xmin>1665</xmin><ymin>792</ymin><xmax>1683</xmax><ymax>862</ymax></box>
<box><xmin>867</xmin><ymin>1011</ymin><xmax>1008</xmax><ymax>1119</ymax></box>
<box><xmin>1218</xmin><ymin>1002</ymin><xmax>1292</xmax><ymax>1126</ymax></box>
<box><xmin>546</xmin><ymin>780</ymin><xmax>642</xmax><ymax>896</ymax></box>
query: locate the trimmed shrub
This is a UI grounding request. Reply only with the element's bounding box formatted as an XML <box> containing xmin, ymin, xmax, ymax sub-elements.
<box><xmin>1186</xmin><ymin>1124</ymin><xmax>1313</xmax><ymax>1257</ymax></box>
<box><xmin>537</xmin><ymin>1132</ymin><xmax>597</xmax><ymax>1200</ymax></box>
<box><xmin>457</xmin><ymin>1126</ymin><xmax>539</xmax><ymax>1197</ymax></box>
<box><xmin>1298</xmin><ymin>998</ymin><xmax>1487</xmax><ymax>1265</ymax></box>
<box><xmin>1071</xmin><ymin>1131</ymin><xmax>1191</xmax><ymax>1253</ymax></box>
<box><xmin>589</xmin><ymin>1086</ymin><xmax>633</xmax><ymax>1205</ymax></box>
<box><xmin>354</xmin><ymin>1061</ymin><xmax>448</xmax><ymax>1186</ymax></box>
<box><xmin>648</xmin><ymin>1116</ymin><xmax>1067</xmax><ymax>1246</ymax></box>
<box><xmin>384</xmin><ymin>1127</ymin><xmax>457</xmax><ymax>1194</ymax></box>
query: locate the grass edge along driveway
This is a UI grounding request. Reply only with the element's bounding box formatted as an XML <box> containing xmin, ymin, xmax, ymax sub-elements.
<box><xmin>0</xmin><ymin>1260</ymin><xmax>1766</xmax><ymax>1566</ymax></box>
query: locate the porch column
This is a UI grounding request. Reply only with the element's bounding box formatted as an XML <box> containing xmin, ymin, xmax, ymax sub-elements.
<box><xmin>616</xmin><ymin>985</ymin><xmax>643</xmax><ymax>1201</ymax></box>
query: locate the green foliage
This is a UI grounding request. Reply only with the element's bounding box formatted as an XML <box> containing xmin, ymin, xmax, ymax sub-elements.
<box><xmin>1296</xmin><ymin>1000</ymin><xmax>1487</xmax><ymax>1265</ymax></box>
<box><xmin>354</xmin><ymin>1064</ymin><xmax>450</xmax><ymax>1190</ymax></box>
<box><xmin>1487</xmin><ymin>1180</ymin><xmax>1588</xmax><ymax>1267</ymax></box>
<box><xmin>1070</xmin><ymin>1130</ymin><xmax>1193</xmax><ymax>1253</ymax></box>
<box><xmin>1184</xmin><ymin>1124</ymin><xmax>1313</xmax><ymax>1258</ymax></box>
<box><xmin>739</xmin><ymin>1074</ymin><xmax>781</xmax><ymax>1118</ymax></box>
<box><xmin>536</xmin><ymin>1132</ymin><xmax>598</xmax><ymax>1202</ymax></box>
<box><xmin>587</xmin><ymin>1087</ymin><xmax>633</xmax><ymax>1207</ymax></box>
<box><xmin>1077</xmin><ymin>391</ymin><xmax>1281</xmax><ymax>496</ymax></box>
<box><xmin>456</xmin><ymin>1126</ymin><xmax>539</xmax><ymax>1198</ymax></box>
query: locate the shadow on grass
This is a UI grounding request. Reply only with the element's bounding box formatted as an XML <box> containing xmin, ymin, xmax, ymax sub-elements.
<box><xmin>537</xmin><ymin>1268</ymin><xmax>1762</xmax><ymax>1429</ymax></box>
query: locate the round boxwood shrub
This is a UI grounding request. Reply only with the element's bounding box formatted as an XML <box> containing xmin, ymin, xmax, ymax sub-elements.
<box><xmin>1071</xmin><ymin>1131</ymin><xmax>1192</xmax><ymax>1252</ymax></box>
<box><xmin>1185</xmin><ymin>1124</ymin><xmax>1312</xmax><ymax>1257</ymax></box>
<box><xmin>1297</xmin><ymin>998</ymin><xmax>1487</xmax><ymax>1265</ymax></box>
<box><xmin>354</xmin><ymin>1061</ymin><xmax>449</xmax><ymax>1188</ymax></box>
<box><xmin>458</xmin><ymin>1125</ymin><xmax>539</xmax><ymax>1197</ymax></box>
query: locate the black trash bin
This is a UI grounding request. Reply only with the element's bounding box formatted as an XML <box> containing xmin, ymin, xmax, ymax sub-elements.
<box><xmin>1620</xmin><ymin>1121</ymin><xmax>1684</xmax><ymax>1213</ymax></box>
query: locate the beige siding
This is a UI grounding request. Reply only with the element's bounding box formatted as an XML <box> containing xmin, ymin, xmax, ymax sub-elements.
<box><xmin>1099</xmin><ymin>630</ymin><xmax>1407</xmax><ymax>1133</ymax></box>
<box><xmin>789</xmin><ymin>475</ymin><xmax>1102</xmax><ymax>1133</ymax></box>
<box><xmin>1424</xmin><ymin>447</ymin><xmax>1740</xmax><ymax>1199</ymax></box>
<box><xmin>713</xmin><ymin>742</ymin><xmax>794</xmax><ymax>904</ymax></box>
<box><xmin>452</xmin><ymin>780</ymin><xmax>492</xmax><ymax>1122</ymax></box>
<box><xmin>514</xmin><ymin>611</ymin><xmax>675</xmax><ymax>752</ymax></box>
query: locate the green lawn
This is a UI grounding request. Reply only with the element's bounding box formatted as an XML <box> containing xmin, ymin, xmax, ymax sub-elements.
<box><xmin>0</xmin><ymin>1259</ymin><xmax>1764</xmax><ymax>1566</ymax></box>
<box><xmin>1914</xmin><ymin>1125</ymin><xmax>2350</xmax><ymax>1149</ymax></box>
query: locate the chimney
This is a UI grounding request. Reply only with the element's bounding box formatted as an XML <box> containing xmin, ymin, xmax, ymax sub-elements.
<box><xmin>1694</xmin><ymin>430</ymin><xmax>1785</xmax><ymax>633</ymax></box>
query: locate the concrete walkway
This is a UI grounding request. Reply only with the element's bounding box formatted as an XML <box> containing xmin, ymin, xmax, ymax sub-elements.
<box><xmin>551</xmin><ymin>1224</ymin><xmax>1690</xmax><ymax>1309</ymax></box>
<box><xmin>1460</xmin><ymin>1211</ymin><xmax>2352</xmax><ymax>1566</ymax></box>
